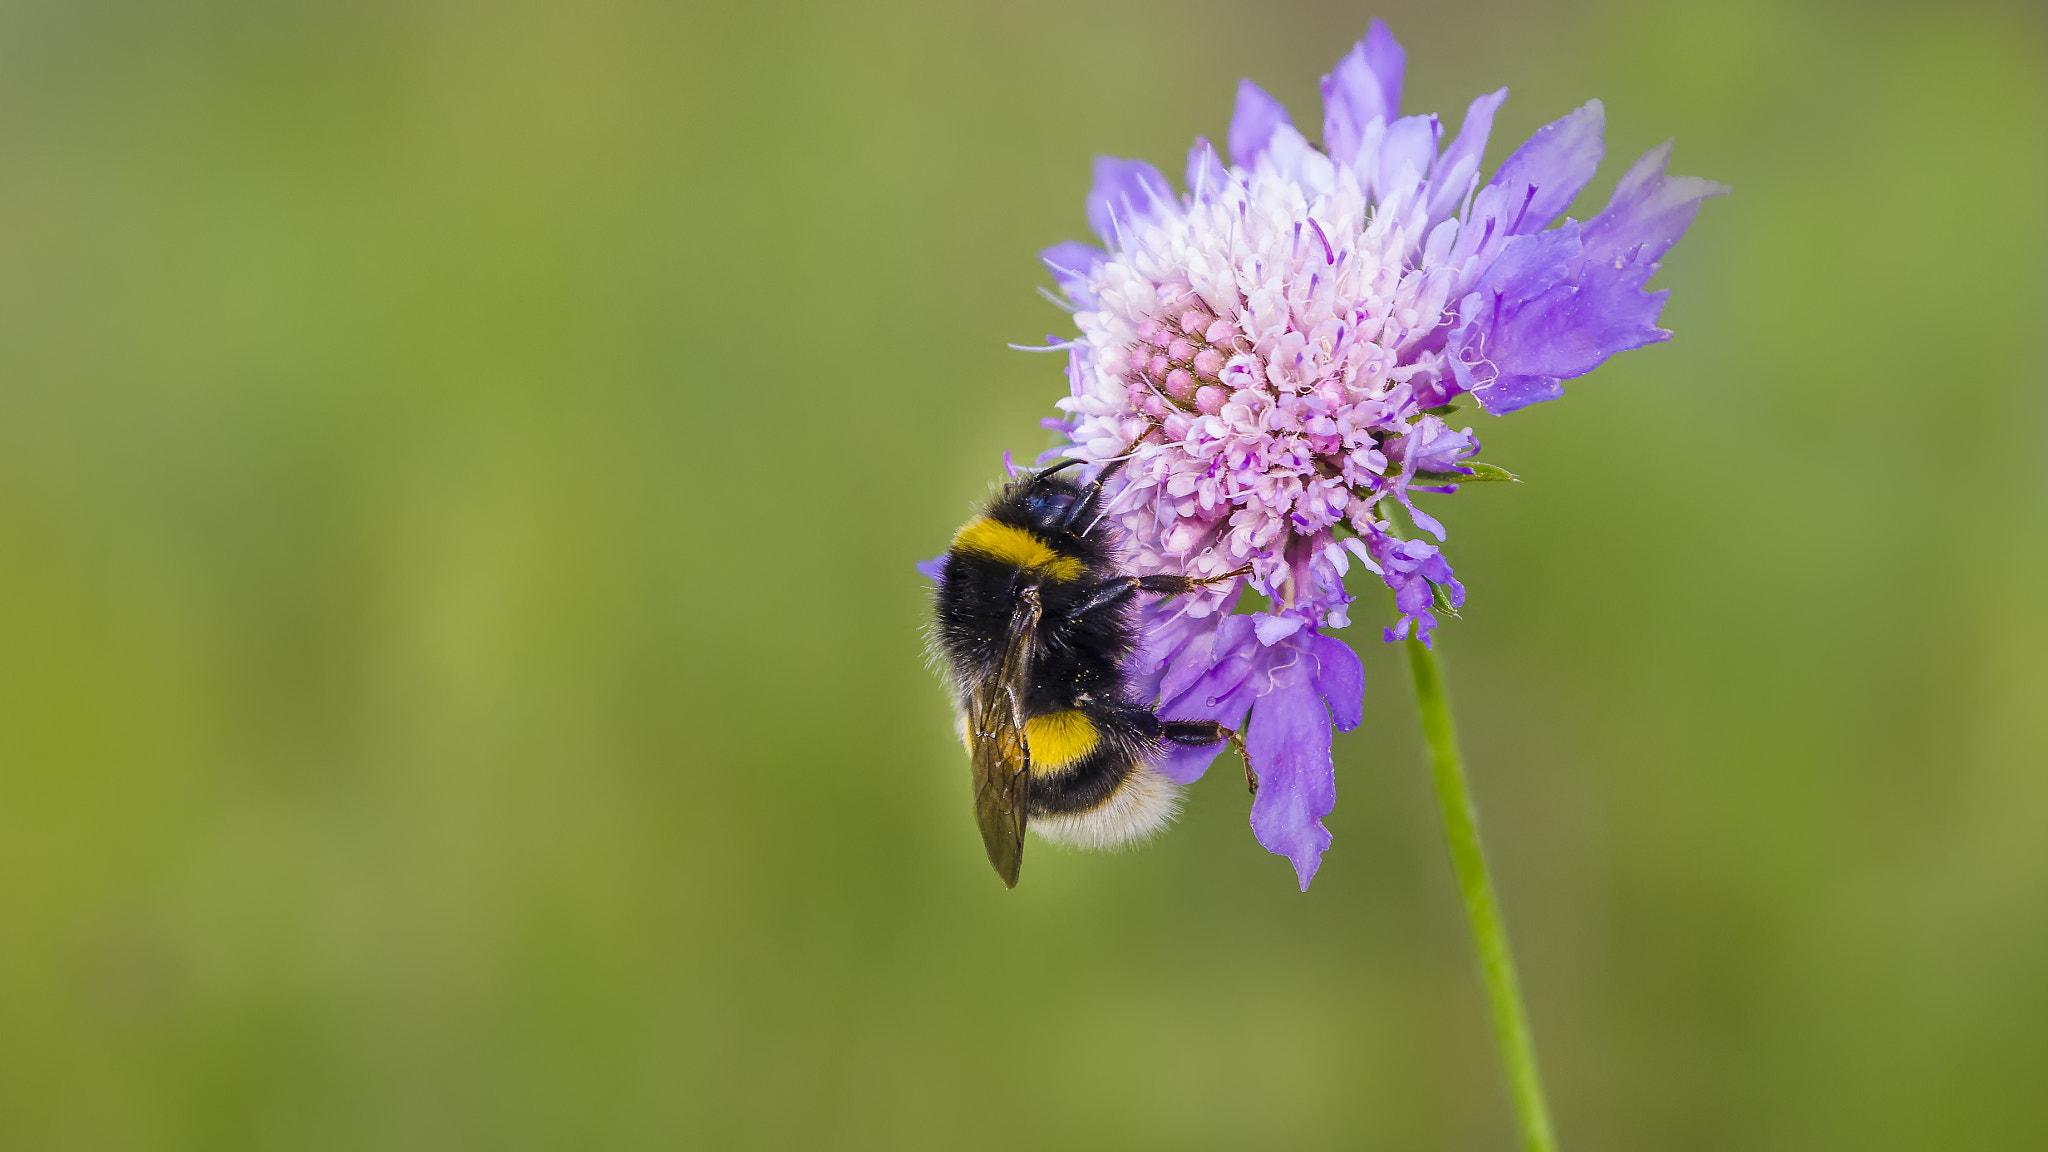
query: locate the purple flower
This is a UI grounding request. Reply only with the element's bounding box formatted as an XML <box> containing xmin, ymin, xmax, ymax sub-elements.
<box><xmin>1026</xmin><ymin>20</ymin><xmax>1723</xmax><ymax>886</ymax></box>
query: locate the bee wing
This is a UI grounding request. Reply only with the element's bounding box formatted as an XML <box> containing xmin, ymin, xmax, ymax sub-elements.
<box><xmin>968</xmin><ymin>596</ymin><xmax>1041</xmax><ymax>888</ymax></box>
<box><xmin>968</xmin><ymin>688</ymin><xmax>1028</xmax><ymax>887</ymax></box>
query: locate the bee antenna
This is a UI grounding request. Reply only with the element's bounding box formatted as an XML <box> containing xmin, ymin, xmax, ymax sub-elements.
<box><xmin>1029</xmin><ymin>458</ymin><xmax>1088</xmax><ymax>485</ymax></box>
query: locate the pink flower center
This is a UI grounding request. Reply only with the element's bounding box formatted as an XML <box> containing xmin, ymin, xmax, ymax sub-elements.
<box><xmin>1121</xmin><ymin>286</ymin><xmax>1246</xmax><ymax>421</ymax></box>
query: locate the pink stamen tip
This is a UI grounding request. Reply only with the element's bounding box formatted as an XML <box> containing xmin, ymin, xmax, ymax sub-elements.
<box><xmin>1193</xmin><ymin>348</ymin><xmax>1224</xmax><ymax>378</ymax></box>
<box><xmin>1180</xmin><ymin>310</ymin><xmax>1212</xmax><ymax>335</ymax></box>
<box><xmin>1165</xmin><ymin>368</ymin><xmax>1198</xmax><ymax>399</ymax></box>
<box><xmin>1195</xmin><ymin>385</ymin><xmax>1227</xmax><ymax>414</ymax></box>
<box><xmin>1167</xmin><ymin>338</ymin><xmax>1197</xmax><ymax>362</ymax></box>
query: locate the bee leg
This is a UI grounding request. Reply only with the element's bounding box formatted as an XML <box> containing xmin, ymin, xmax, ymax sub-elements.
<box><xmin>1229</xmin><ymin>727</ymin><xmax>1256</xmax><ymax>794</ymax></box>
<box><xmin>1069</xmin><ymin>577</ymin><xmax>1142</xmax><ymax>619</ymax></box>
<box><xmin>1055</xmin><ymin>456</ymin><xmax>1131</xmax><ymax>532</ymax></box>
<box><xmin>1159</xmin><ymin>720</ymin><xmax>1257</xmax><ymax>794</ymax></box>
<box><xmin>1160</xmin><ymin>720</ymin><xmax>1224</xmax><ymax>747</ymax></box>
<box><xmin>1131</xmin><ymin>564</ymin><xmax>1255</xmax><ymax>598</ymax></box>
<box><xmin>1072</xmin><ymin>562</ymin><xmax>1255</xmax><ymax>619</ymax></box>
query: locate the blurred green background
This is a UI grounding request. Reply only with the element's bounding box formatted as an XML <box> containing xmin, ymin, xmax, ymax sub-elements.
<box><xmin>1</xmin><ymin>0</ymin><xmax>2043</xmax><ymax>1148</ymax></box>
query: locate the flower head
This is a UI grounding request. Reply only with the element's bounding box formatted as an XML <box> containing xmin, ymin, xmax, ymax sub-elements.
<box><xmin>1030</xmin><ymin>21</ymin><xmax>1724</xmax><ymax>888</ymax></box>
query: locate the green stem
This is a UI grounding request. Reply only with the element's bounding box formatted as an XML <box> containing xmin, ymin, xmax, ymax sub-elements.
<box><xmin>1406</xmin><ymin>637</ymin><xmax>1558</xmax><ymax>1152</ymax></box>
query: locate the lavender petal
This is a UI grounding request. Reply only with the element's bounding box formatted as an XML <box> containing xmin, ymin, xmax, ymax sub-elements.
<box><xmin>1040</xmin><ymin>240</ymin><xmax>1107</xmax><ymax>309</ymax></box>
<box><xmin>1468</xmin><ymin>254</ymin><xmax>1672</xmax><ymax>415</ymax></box>
<box><xmin>1246</xmin><ymin>644</ymin><xmax>1337</xmax><ymax>890</ymax></box>
<box><xmin>1156</xmin><ymin>680</ymin><xmax>1257</xmax><ymax>784</ymax></box>
<box><xmin>1153</xmin><ymin>616</ymin><xmax>1263</xmax><ymax>783</ymax></box>
<box><xmin>1308</xmin><ymin>632</ymin><xmax>1365</xmax><ymax>733</ymax></box>
<box><xmin>1580</xmin><ymin>139</ymin><xmax>1732</xmax><ymax>267</ymax></box>
<box><xmin>1427</xmin><ymin>87</ymin><xmax>1509</xmax><ymax>226</ymax></box>
<box><xmin>1228</xmin><ymin>79</ymin><xmax>1294</xmax><ymax>169</ymax></box>
<box><xmin>1489</xmin><ymin>99</ymin><xmax>1606</xmax><ymax>237</ymax></box>
<box><xmin>1377</xmin><ymin>113</ymin><xmax>1442</xmax><ymax>193</ymax></box>
<box><xmin>1128</xmin><ymin>604</ymin><xmax>1216</xmax><ymax>703</ymax></box>
<box><xmin>1086</xmin><ymin>156</ymin><xmax>1175</xmax><ymax>245</ymax></box>
<box><xmin>1319</xmin><ymin>20</ymin><xmax>1405</xmax><ymax>167</ymax></box>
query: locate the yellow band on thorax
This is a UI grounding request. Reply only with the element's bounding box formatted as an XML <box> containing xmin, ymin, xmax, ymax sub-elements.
<box><xmin>951</xmin><ymin>518</ymin><xmax>1085</xmax><ymax>582</ymax></box>
<box><xmin>1024</xmin><ymin>710</ymin><xmax>1099</xmax><ymax>774</ymax></box>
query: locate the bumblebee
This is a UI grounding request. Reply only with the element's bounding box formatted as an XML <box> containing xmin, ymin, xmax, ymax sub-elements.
<box><xmin>930</xmin><ymin>460</ymin><xmax>1249</xmax><ymax>887</ymax></box>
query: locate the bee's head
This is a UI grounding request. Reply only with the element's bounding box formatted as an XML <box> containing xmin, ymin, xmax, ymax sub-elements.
<box><xmin>1016</xmin><ymin>461</ymin><xmax>1087</xmax><ymax>526</ymax></box>
<box><xmin>1019</xmin><ymin>483</ymin><xmax>1078</xmax><ymax>524</ymax></box>
<box><xmin>1016</xmin><ymin>456</ymin><xmax>1131</xmax><ymax>535</ymax></box>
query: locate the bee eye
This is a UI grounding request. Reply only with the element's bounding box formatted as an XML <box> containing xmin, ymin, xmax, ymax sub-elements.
<box><xmin>1025</xmin><ymin>492</ymin><xmax>1074</xmax><ymax>521</ymax></box>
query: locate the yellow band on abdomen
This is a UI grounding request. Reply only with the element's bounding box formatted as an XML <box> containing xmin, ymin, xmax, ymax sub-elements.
<box><xmin>1025</xmin><ymin>710</ymin><xmax>1099</xmax><ymax>774</ymax></box>
<box><xmin>951</xmin><ymin>518</ymin><xmax>1086</xmax><ymax>582</ymax></box>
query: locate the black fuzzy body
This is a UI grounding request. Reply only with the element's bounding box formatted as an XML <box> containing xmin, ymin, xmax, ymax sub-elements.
<box><xmin>934</xmin><ymin>470</ymin><xmax>1196</xmax><ymax>821</ymax></box>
